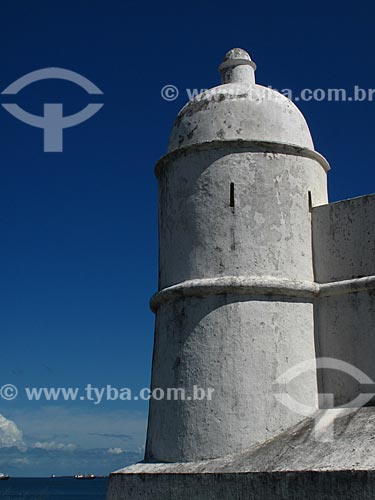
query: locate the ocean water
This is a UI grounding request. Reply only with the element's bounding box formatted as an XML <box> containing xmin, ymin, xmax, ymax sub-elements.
<box><xmin>0</xmin><ymin>478</ymin><xmax>108</xmax><ymax>499</ymax></box>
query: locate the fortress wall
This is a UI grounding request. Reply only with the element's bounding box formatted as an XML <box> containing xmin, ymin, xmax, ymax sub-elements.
<box><xmin>312</xmin><ymin>194</ymin><xmax>375</xmax><ymax>283</ymax></box>
<box><xmin>312</xmin><ymin>195</ymin><xmax>375</xmax><ymax>406</ymax></box>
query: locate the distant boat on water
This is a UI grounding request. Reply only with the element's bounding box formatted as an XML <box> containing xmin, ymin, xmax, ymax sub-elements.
<box><xmin>0</xmin><ymin>473</ymin><xmax>9</xmax><ymax>480</ymax></box>
<box><xmin>74</xmin><ymin>474</ymin><xmax>96</xmax><ymax>480</ymax></box>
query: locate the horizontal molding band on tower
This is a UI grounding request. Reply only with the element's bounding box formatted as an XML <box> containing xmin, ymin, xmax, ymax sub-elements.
<box><xmin>154</xmin><ymin>140</ymin><xmax>330</xmax><ymax>177</ymax></box>
<box><xmin>150</xmin><ymin>276</ymin><xmax>319</xmax><ymax>312</ymax></box>
<box><xmin>319</xmin><ymin>275</ymin><xmax>375</xmax><ymax>297</ymax></box>
<box><xmin>150</xmin><ymin>275</ymin><xmax>375</xmax><ymax>312</ymax></box>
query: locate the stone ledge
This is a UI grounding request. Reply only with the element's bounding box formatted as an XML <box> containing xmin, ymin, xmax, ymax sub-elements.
<box><xmin>107</xmin><ymin>470</ymin><xmax>375</xmax><ymax>500</ymax></box>
<box><xmin>154</xmin><ymin>140</ymin><xmax>331</xmax><ymax>177</ymax></box>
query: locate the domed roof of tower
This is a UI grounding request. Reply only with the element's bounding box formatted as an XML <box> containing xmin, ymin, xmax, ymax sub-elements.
<box><xmin>168</xmin><ymin>48</ymin><xmax>314</xmax><ymax>153</ymax></box>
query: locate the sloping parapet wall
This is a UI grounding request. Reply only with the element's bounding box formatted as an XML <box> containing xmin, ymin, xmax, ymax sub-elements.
<box><xmin>106</xmin><ymin>408</ymin><xmax>375</xmax><ymax>499</ymax></box>
<box><xmin>312</xmin><ymin>194</ymin><xmax>375</xmax><ymax>406</ymax></box>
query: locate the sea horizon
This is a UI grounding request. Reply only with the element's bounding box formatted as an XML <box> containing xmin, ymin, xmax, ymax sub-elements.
<box><xmin>0</xmin><ymin>476</ymin><xmax>108</xmax><ymax>499</ymax></box>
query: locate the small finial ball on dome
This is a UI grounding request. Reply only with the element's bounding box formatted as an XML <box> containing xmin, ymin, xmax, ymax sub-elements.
<box><xmin>223</xmin><ymin>48</ymin><xmax>252</xmax><ymax>62</ymax></box>
<box><xmin>219</xmin><ymin>48</ymin><xmax>256</xmax><ymax>85</ymax></box>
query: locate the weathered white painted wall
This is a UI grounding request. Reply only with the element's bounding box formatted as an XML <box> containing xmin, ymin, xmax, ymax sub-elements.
<box><xmin>157</xmin><ymin>148</ymin><xmax>327</xmax><ymax>289</ymax></box>
<box><xmin>312</xmin><ymin>194</ymin><xmax>375</xmax><ymax>283</ymax></box>
<box><xmin>315</xmin><ymin>291</ymin><xmax>375</xmax><ymax>406</ymax></box>
<box><xmin>147</xmin><ymin>295</ymin><xmax>317</xmax><ymax>461</ymax></box>
<box><xmin>312</xmin><ymin>195</ymin><xmax>375</xmax><ymax>406</ymax></box>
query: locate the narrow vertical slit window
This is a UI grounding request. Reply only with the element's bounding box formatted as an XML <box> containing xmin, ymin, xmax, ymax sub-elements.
<box><xmin>230</xmin><ymin>182</ymin><xmax>235</xmax><ymax>208</ymax></box>
<box><xmin>308</xmin><ymin>190</ymin><xmax>312</xmax><ymax>211</ymax></box>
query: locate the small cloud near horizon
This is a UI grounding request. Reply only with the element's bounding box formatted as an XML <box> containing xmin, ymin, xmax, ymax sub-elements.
<box><xmin>32</xmin><ymin>441</ymin><xmax>77</xmax><ymax>451</ymax></box>
<box><xmin>108</xmin><ymin>447</ymin><xmax>126</xmax><ymax>455</ymax></box>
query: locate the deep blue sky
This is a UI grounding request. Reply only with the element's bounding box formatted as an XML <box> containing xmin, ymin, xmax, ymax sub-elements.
<box><xmin>0</xmin><ymin>3</ymin><xmax>374</xmax><ymax>475</ymax></box>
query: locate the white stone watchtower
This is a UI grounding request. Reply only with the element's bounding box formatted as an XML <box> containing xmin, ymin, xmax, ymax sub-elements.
<box><xmin>144</xmin><ymin>48</ymin><xmax>329</xmax><ymax>463</ymax></box>
<box><xmin>106</xmin><ymin>48</ymin><xmax>375</xmax><ymax>500</ymax></box>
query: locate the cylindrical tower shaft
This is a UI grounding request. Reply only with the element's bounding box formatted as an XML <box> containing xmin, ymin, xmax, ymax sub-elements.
<box><xmin>145</xmin><ymin>49</ymin><xmax>329</xmax><ymax>462</ymax></box>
